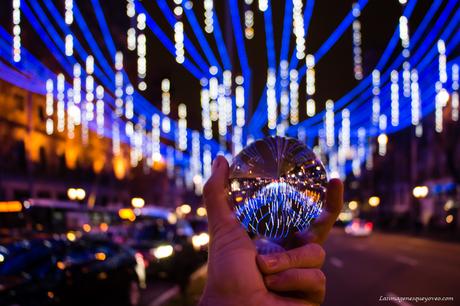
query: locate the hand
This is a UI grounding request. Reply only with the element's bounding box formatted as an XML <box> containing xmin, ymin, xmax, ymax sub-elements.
<box><xmin>199</xmin><ymin>156</ymin><xmax>343</xmax><ymax>306</ymax></box>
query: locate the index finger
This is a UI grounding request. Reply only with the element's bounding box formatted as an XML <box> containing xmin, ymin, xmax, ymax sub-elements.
<box><xmin>297</xmin><ymin>178</ymin><xmax>343</xmax><ymax>245</ymax></box>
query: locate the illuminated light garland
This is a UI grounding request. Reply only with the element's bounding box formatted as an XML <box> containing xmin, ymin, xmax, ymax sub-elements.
<box><xmin>191</xmin><ymin>131</ymin><xmax>203</xmax><ymax>195</ymax></box>
<box><xmin>217</xmin><ymin>84</ymin><xmax>227</xmax><ymax>140</ymax></box>
<box><xmin>258</xmin><ymin>0</ymin><xmax>267</xmax><ymax>12</ymax></box>
<box><xmin>438</xmin><ymin>40</ymin><xmax>447</xmax><ymax>84</ymax></box>
<box><xmin>95</xmin><ymin>85</ymin><xmax>104</xmax><ymax>137</ymax></box>
<box><xmin>126</xmin><ymin>0</ymin><xmax>135</xmax><ymax>18</ymax></box>
<box><xmin>378</xmin><ymin>114</ymin><xmax>387</xmax><ymax>156</ymax></box>
<box><xmin>399</xmin><ymin>15</ymin><xmax>410</xmax><ymax>58</ymax></box>
<box><xmin>200</xmin><ymin>79</ymin><xmax>212</xmax><ymax>140</ymax></box>
<box><xmin>452</xmin><ymin>64</ymin><xmax>459</xmax><ymax>121</ymax></box>
<box><xmin>352</xmin><ymin>2</ymin><xmax>363</xmax><ymax>80</ymax></box>
<box><xmin>56</xmin><ymin>73</ymin><xmax>65</xmax><ymax>133</ymax></box>
<box><xmin>65</xmin><ymin>0</ymin><xmax>73</xmax><ymax>24</ymax></box>
<box><xmin>402</xmin><ymin>61</ymin><xmax>411</xmax><ymax>97</ymax></box>
<box><xmin>85</xmin><ymin>55</ymin><xmax>94</xmax><ymax>122</ymax></box>
<box><xmin>410</xmin><ymin>69</ymin><xmax>421</xmax><ymax>127</ymax></box>
<box><xmin>174</xmin><ymin>0</ymin><xmax>183</xmax><ymax>17</ymax></box>
<box><xmin>289</xmin><ymin>69</ymin><xmax>299</xmax><ymax>125</ymax></box>
<box><xmin>340</xmin><ymin>109</ymin><xmax>350</xmax><ymax>155</ymax></box>
<box><xmin>244</xmin><ymin>0</ymin><xmax>254</xmax><ymax>39</ymax></box>
<box><xmin>305</xmin><ymin>54</ymin><xmax>315</xmax><ymax>117</ymax></box>
<box><xmin>209</xmin><ymin>67</ymin><xmax>218</xmax><ymax>122</ymax></box>
<box><xmin>178</xmin><ymin>103</ymin><xmax>187</xmax><ymax>151</ymax></box>
<box><xmin>223</xmin><ymin>70</ymin><xmax>233</xmax><ymax>126</ymax></box>
<box><xmin>127</xmin><ymin>28</ymin><xmax>136</xmax><ymax>51</ymax></box>
<box><xmin>325</xmin><ymin>99</ymin><xmax>334</xmax><ymax>148</ymax></box>
<box><xmin>204</xmin><ymin>0</ymin><xmax>214</xmax><ymax>33</ymax></box>
<box><xmin>279</xmin><ymin>60</ymin><xmax>289</xmax><ymax>122</ymax></box>
<box><xmin>372</xmin><ymin>69</ymin><xmax>380</xmax><ymax>125</ymax></box>
<box><xmin>174</xmin><ymin>21</ymin><xmax>185</xmax><ymax>64</ymax></box>
<box><xmin>203</xmin><ymin>145</ymin><xmax>212</xmax><ymax>180</ymax></box>
<box><xmin>161</xmin><ymin>79</ymin><xmax>171</xmax><ymax>133</ymax></box>
<box><xmin>267</xmin><ymin>68</ymin><xmax>277</xmax><ymax>130</ymax></box>
<box><xmin>64</xmin><ymin>0</ymin><xmax>73</xmax><ymax>56</ymax></box>
<box><xmin>12</xmin><ymin>0</ymin><xmax>21</xmax><ymax>62</ymax></box>
<box><xmin>151</xmin><ymin>113</ymin><xmax>161</xmax><ymax>162</ymax></box>
<box><xmin>45</xmin><ymin>79</ymin><xmax>54</xmax><ymax>135</ymax></box>
<box><xmin>292</xmin><ymin>0</ymin><xmax>305</xmax><ymax>60</ymax></box>
<box><xmin>125</xmin><ymin>84</ymin><xmax>134</xmax><ymax>137</ymax></box>
<box><xmin>137</xmin><ymin>34</ymin><xmax>147</xmax><ymax>90</ymax></box>
<box><xmin>234</xmin><ymin>75</ymin><xmax>245</xmax><ymax>153</ymax></box>
<box><xmin>65</xmin><ymin>34</ymin><xmax>73</xmax><ymax>56</ymax></box>
<box><xmin>66</xmin><ymin>88</ymin><xmax>75</xmax><ymax>139</ymax></box>
<box><xmin>115</xmin><ymin>51</ymin><xmax>124</xmax><ymax>116</ymax></box>
<box><xmin>390</xmin><ymin>70</ymin><xmax>399</xmax><ymax>127</ymax></box>
<box><xmin>73</xmin><ymin>64</ymin><xmax>81</xmax><ymax>110</ymax></box>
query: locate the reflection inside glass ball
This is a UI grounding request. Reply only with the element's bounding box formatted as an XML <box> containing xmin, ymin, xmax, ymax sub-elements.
<box><xmin>229</xmin><ymin>136</ymin><xmax>327</xmax><ymax>240</ymax></box>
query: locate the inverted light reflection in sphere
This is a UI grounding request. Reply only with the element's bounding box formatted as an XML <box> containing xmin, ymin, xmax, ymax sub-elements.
<box><xmin>229</xmin><ymin>136</ymin><xmax>327</xmax><ymax>240</ymax></box>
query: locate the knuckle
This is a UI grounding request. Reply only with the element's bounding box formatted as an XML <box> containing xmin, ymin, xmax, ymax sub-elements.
<box><xmin>284</xmin><ymin>250</ymin><xmax>300</xmax><ymax>267</ymax></box>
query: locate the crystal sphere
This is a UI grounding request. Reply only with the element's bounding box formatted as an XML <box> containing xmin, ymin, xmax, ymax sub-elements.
<box><xmin>229</xmin><ymin>136</ymin><xmax>327</xmax><ymax>240</ymax></box>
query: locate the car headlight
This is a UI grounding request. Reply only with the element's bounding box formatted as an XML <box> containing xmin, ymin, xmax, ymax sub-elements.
<box><xmin>151</xmin><ymin>245</ymin><xmax>174</xmax><ymax>259</ymax></box>
<box><xmin>192</xmin><ymin>233</ymin><xmax>209</xmax><ymax>250</ymax></box>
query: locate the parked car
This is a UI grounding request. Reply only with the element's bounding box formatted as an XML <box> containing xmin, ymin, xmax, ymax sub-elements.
<box><xmin>345</xmin><ymin>219</ymin><xmax>373</xmax><ymax>237</ymax></box>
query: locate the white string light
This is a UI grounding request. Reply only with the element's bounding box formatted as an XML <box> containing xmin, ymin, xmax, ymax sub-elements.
<box><xmin>438</xmin><ymin>40</ymin><xmax>447</xmax><ymax>84</ymax></box>
<box><xmin>12</xmin><ymin>0</ymin><xmax>21</xmax><ymax>62</ymax></box>
<box><xmin>178</xmin><ymin>103</ymin><xmax>187</xmax><ymax>151</ymax></box>
<box><xmin>191</xmin><ymin>131</ymin><xmax>202</xmax><ymax>195</ymax></box>
<box><xmin>390</xmin><ymin>70</ymin><xmax>399</xmax><ymax>126</ymax></box>
<box><xmin>452</xmin><ymin>64</ymin><xmax>459</xmax><ymax>121</ymax></box>
<box><xmin>96</xmin><ymin>85</ymin><xmax>104</xmax><ymax>137</ymax></box>
<box><xmin>352</xmin><ymin>2</ymin><xmax>363</xmax><ymax>80</ymax></box>
<box><xmin>85</xmin><ymin>56</ymin><xmax>95</xmax><ymax>122</ymax></box>
<box><xmin>45</xmin><ymin>79</ymin><xmax>54</xmax><ymax>135</ymax></box>
<box><xmin>258</xmin><ymin>0</ymin><xmax>267</xmax><ymax>12</ymax></box>
<box><xmin>372</xmin><ymin>69</ymin><xmax>380</xmax><ymax>125</ymax></box>
<box><xmin>151</xmin><ymin>114</ymin><xmax>161</xmax><ymax>162</ymax></box>
<box><xmin>209</xmin><ymin>67</ymin><xmax>218</xmax><ymax>122</ymax></box>
<box><xmin>325</xmin><ymin>100</ymin><xmax>334</xmax><ymax>148</ymax></box>
<box><xmin>127</xmin><ymin>28</ymin><xmax>136</xmax><ymax>51</ymax></box>
<box><xmin>378</xmin><ymin>114</ymin><xmax>387</xmax><ymax>156</ymax></box>
<box><xmin>267</xmin><ymin>68</ymin><xmax>277</xmax><ymax>130</ymax></box>
<box><xmin>293</xmin><ymin>0</ymin><xmax>305</xmax><ymax>60</ymax></box>
<box><xmin>234</xmin><ymin>76</ymin><xmax>245</xmax><ymax>153</ymax></box>
<box><xmin>223</xmin><ymin>70</ymin><xmax>233</xmax><ymax>127</ymax></box>
<box><xmin>66</xmin><ymin>88</ymin><xmax>75</xmax><ymax>139</ymax></box>
<box><xmin>306</xmin><ymin>54</ymin><xmax>316</xmax><ymax>117</ymax></box>
<box><xmin>410</xmin><ymin>69</ymin><xmax>421</xmax><ymax>127</ymax></box>
<box><xmin>57</xmin><ymin>73</ymin><xmax>65</xmax><ymax>133</ymax></box>
<box><xmin>137</xmin><ymin>34</ymin><xmax>147</xmax><ymax>90</ymax></box>
<box><xmin>161</xmin><ymin>79</ymin><xmax>171</xmax><ymax>133</ymax></box>
<box><xmin>399</xmin><ymin>15</ymin><xmax>410</xmax><ymax>58</ymax></box>
<box><xmin>289</xmin><ymin>69</ymin><xmax>299</xmax><ymax>125</ymax></box>
<box><xmin>204</xmin><ymin>0</ymin><xmax>214</xmax><ymax>33</ymax></box>
<box><xmin>244</xmin><ymin>0</ymin><xmax>254</xmax><ymax>39</ymax></box>
<box><xmin>403</xmin><ymin>61</ymin><xmax>411</xmax><ymax>98</ymax></box>
<box><xmin>174</xmin><ymin>21</ymin><xmax>185</xmax><ymax>64</ymax></box>
<box><xmin>201</xmin><ymin>79</ymin><xmax>212</xmax><ymax>140</ymax></box>
<box><xmin>217</xmin><ymin>84</ymin><xmax>227</xmax><ymax>140</ymax></box>
<box><xmin>279</xmin><ymin>61</ymin><xmax>289</xmax><ymax>122</ymax></box>
<box><xmin>65</xmin><ymin>0</ymin><xmax>73</xmax><ymax>24</ymax></box>
<box><xmin>115</xmin><ymin>51</ymin><xmax>124</xmax><ymax>116</ymax></box>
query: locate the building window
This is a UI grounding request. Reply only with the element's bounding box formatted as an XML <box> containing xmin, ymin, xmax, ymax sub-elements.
<box><xmin>14</xmin><ymin>94</ymin><xmax>25</xmax><ymax>111</ymax></box>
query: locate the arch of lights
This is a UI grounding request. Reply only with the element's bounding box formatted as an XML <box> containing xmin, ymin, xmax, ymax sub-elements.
<box><xmin>0</xmin><ymin>0</ymin><xmax>459</xmax><ymax>195</ymax></box>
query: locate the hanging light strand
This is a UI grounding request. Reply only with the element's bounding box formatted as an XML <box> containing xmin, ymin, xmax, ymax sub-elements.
<box><xmin>12</xmin><ymin>0</ymin><xmax>21</xmax><ymax>62</ymax></box>
<box><xmin>352</xmin><ymin>2</ymin><xmax>363</xmax><ymax>80</ymax></box>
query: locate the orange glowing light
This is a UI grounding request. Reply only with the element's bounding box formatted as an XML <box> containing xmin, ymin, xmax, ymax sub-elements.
<box><xmin>56</xmin><ymin>261</ymin><xmax>66</xmax><ymax>270</ymax></box>
<box><xmin>113</xmin><ymin>155</ymin><xmax>127</xmax><ymax>180</ymax></box>
<box><xmin>99</xmin><ymin>222</ymin><xmax>109</xmax><ymax>232</ymax></box>
<box><xmin>0</xmin><ymin>201</ymin><xmax>22</xmax><ymax>213</ymax></box>
<box><xmin>118</xmin><ymin>208</ymin><xmax>136</xmax><ymax>221</ymax></box>
<box><xmin>82</xmin><ymin>224</ymin><xmax>91</xmax><ymax>232</ymax></box>
<box><xmin>95</xmin><ymin>252</ymin><xmax>106</xmax><ymax>261</ymax></box>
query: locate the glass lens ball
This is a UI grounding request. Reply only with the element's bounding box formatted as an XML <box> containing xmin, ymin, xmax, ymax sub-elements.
<box><xmin>229</xmin><ymin>136</ymin><xmax>327</xmax><ymax>240</ymax></box>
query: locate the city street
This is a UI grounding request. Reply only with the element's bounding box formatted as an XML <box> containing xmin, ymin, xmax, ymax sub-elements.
<box><xmin>322</xmin><ymin>229</ymin><xmax>460</xmax><ymax>306</ymax></box>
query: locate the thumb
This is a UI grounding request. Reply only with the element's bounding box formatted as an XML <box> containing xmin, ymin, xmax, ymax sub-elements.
<box><xmin>203</xmin><ymin>155</ymin><xmax>239</xmax><ymax>236</ymax></box>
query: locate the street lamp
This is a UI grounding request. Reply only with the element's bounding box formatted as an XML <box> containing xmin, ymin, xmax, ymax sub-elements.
<box><xmin>131</xmin><ymin>197</ymin><xmax>145</xmax><ymax>208</ymax></box>
<box><xmin>348</xmin><ymin>201</ymin><xmax>358</xmax><ymax>210</ymax></box>
<box><xmin>412</xmin><ymin>186</ymin><xmax>429</xmax><ymax>198</ymax></box>
<box><xmin>178</xmin><ymin>204</ymin><xmax>191</xmax><ymax>215</ymax></box>
<box><xmin>369</xmin><ymin>196</ymin><xmax>380</xmax><ymax>207</ymax></box>
<box><xmin>67</xmin><ymin>188</ymin><xmax>86</xmax><ymax>201</ymax></box>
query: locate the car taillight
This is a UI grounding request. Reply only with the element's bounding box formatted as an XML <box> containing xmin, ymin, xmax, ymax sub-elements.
<box><xmin>365</xmin><ymin>222</ymin><xmax>373</xmax><ymax>230</ymax></box>
<box><xmin>352</xmin><ymin>221</ymin><xmax>359</xmax><ymax>230</ymax></box>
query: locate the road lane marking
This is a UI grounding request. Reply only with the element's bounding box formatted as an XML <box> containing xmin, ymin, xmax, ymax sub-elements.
<box><xmin>386</xmin><ymin>292</ymin><xmax>414</xmax><ymax>306</ymax></box>
<box><xmin>329</xmin><ymin>257</ymin><xmax>344</xmax><ymax>268</ymax></box>
<box><xmin>395</xmin><ymin>255</ymin><xmax>418</xmax><ymax>266</ymax></box>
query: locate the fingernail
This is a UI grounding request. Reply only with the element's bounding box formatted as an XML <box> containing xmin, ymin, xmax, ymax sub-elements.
<box><xmin>261</xmin><ymin>255</ymin><xmax>278</xmax><ymax>268</ymax></box>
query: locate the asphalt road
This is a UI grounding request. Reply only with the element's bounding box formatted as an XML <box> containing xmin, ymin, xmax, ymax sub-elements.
<box><xmin>322</xmin><ymin>229</ymin><xmax>460</xmax><ymax>306</ymax></box>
